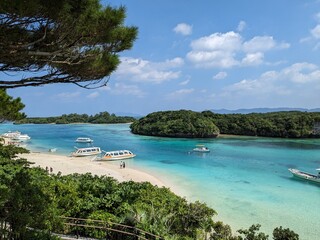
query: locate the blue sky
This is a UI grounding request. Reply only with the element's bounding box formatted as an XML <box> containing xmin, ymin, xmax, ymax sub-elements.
<box><xmin>6</xmin><ymin>0</ymin><xmax>320</xmax><ymax>117</ymax></box>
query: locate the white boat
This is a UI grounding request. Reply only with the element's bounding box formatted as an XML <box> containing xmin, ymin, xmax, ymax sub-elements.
<box><xmin>75</xmin><ymin>137</ymin><xmax>94</xmax><ymax>143</ymax></box>
<box><xmin>94</xmin><ymin>150</ymin><xmax>136</xmax><ymax>161</ymax></box>
<box><xmin>71</xmin><ymin>147</ymin><xmax>101</xmax><ymax>157</ymax></box>
<box><xmin>49</xmin><ymin>148</ymin><xmax>57</xmax><ymax>152</ymax></box>
<box><xmin>1</xmin><ymin>131</ymin><xmax>31</xmax><ymax>141</ymax></box>
<box><xmin>12</xmin><ymin>134</ymin><xmax>31</xmax><ymax>141</ymax></box>
<box><xmin>1</xmin><ymin>131</ymin><xmax>21</xmax><ymax>138</ymax></box>
<box><xmin>193</xmin><ymin>144</ymin><xmax>210</xmax><ymax>152</ymax></box>
<box><xmin>288</xmin><ymin>168</ymin><xmax>320</xmax><ymax>184</ymax></box>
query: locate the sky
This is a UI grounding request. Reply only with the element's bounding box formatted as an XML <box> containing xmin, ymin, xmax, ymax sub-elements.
<box><xmin>6</xmin><ymin>0</ymin><xmax>320</xmax><ymax>117</ymax></box>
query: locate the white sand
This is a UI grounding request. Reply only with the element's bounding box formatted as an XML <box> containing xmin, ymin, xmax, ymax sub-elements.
<box><xmin>19</xmin><ymin>151</ymin><xmax>166</xmax><ymax>187</ymax></box>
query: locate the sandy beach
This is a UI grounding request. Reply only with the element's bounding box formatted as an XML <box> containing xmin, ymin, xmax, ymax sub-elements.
<box><xmin>19</xmin><ymin>151</ymin><xmax>166</xmax><ymax>187</ymax></box>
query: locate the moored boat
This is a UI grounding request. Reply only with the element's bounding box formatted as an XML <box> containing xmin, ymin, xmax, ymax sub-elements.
<box><xmin>75</xmin><ymin>137</ymin><xmax>94</xmax><ymax>143</ymax></box>
<box><xmin>71</xmin><ymin>147</ymin><xmax>101</xmax><ymax>157</ymax></box>
<box><xmin>193</xmin><ymin>144</ymin><xmax>210</xmax><ymax>152</ymax></box>
<box><xmin>94</xmin><ymin>150</ymin><xmax>136</xmax><ymax>161</ymax></box>
<box><xmin>1</xmin><ymin>131</ymin><xmax>31</xmax><ymax>141</ymax></box>
<box><xmin>12</xmin><ymin>134</ymin><xmax>31</xmax><ymax>141</ymax></box>
<box><xmin>288</xmin><ymin>168</ymin><xmax>320</xmax><ymax>184</ymax></box>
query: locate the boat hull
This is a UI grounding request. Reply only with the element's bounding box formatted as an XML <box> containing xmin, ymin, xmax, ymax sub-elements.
<box><xmin>288</xmin><ymin>168</ymin><xmax>320</xmax><ymax>184</ymax></box>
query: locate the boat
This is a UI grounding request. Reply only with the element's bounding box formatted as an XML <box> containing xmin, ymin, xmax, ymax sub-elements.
<box><xmin>94</xmin><ymin>150</ymin><xmax>136</xmax><ymax>161</ymax></box>
<box><xmin>193</xmin><ymin>144</ymin><xmax>210</xmax><ymax>152</ymax></box>
<box><xmin>288</xmin><ymin>168</ymin><xmax>320</xmax><ymax>184</ymax></box>
<box><xmin>12</xmin><ymin>134</ymin><xmax>31</xmax><ymax>141</ymax></box>
<box><xmin>71</xmin><ymin>147</ymin><xmax>101</xmax><ymax>157</ymax></box>
<box><xmin>75</xmin><ymin>137</ymin><xmax>94</xmax><ymax>143</ymax></box>
<box><xmin>1</xmin><ymin>131</ymin><xmax>31</xmax><ymax>141</ymax></box>
<box><xmin>1</xmin><ymin>131</ymin><xmax>21</xmax><ymax>138</ymax></box>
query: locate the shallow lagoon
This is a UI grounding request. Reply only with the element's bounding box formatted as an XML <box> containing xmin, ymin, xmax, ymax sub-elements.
<box><xmin>1</xmin><ymin>123</ymin><xmax>319</xmax><ymax>239</ymax></box>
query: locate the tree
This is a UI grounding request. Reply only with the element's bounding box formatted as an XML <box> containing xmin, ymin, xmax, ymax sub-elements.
<box><xmin>273</xmin><ymin>226</ymin><xmax>299</xmax><ymax>240</ymax></box>
<box><xmin>237</xmin><ymin>224</ymin><xmax>269</xmax><ymax>240</ymax></box>
<box><xmin>0</xmin><ymin>0</ymin><xmax>138</xmax><ymax>89</ymax></box>
<box><xmin>0</xmin><ymin>89</ymin><xmax>26</xmax><ymax>122</ymax></box>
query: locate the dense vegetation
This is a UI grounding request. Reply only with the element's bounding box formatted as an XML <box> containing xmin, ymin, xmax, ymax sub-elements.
<box><xmin>204</xmin><ymin>110</ymin><xmax>320</xmax><ymax>138</ymax></box>
<box><xmin>130</xmin><ymin>110</ymin><xmax>220</xmax><ymax>138</ymax></box>
<box><xmin>0</xmin><ymin>89</ymin><xmax>26</xmax><ymax>123</ymax></box>
<box><xmin>15</xmin><ymin>112</ymin><xmax>136</xmax><ymax>124</ymax></box>
<box><xmin>0</xmin><ymin>143</ymin><xmax>300</xmax><ymax>240</ymax></box>
<box><xmin>0</xmin><ymin>0</ymin><xmax>137</xmax><ymax>89</ymax></box>
<box><xmin>131</xmin><ymin>110</ymin><xmax>320</xmax><ymax>138</ymax></box>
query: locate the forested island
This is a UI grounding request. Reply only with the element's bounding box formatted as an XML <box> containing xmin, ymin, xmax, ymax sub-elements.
<box><xmin>15</xmin><ymin>112</ymin><xmax>136</xmax><ymax>124</ymax></box>
<box><xmin>130</xmin><ymin>110</ymin><xmax>220</xmax><ymax>138</ymax></box>
<box><xmin>130</xmin><ymin>110</ymin><xmax>320</xmax><ymax>138</ymax></box>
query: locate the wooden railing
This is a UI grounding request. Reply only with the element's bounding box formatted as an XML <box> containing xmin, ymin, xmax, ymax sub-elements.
<box><xmin>61</xmin><ymin>217</ymin><xmax>164</xmax><ymax>240</ymax></box>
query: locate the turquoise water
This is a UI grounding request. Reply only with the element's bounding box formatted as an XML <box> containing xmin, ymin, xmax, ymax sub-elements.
<box><xmin>1</xmin><ymin>123</ymin><xmax>319</xmax><ymax>239</ymax></box>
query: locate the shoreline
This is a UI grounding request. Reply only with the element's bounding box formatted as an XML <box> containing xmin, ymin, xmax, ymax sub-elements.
<box><xmin>19</xmin><ymin>151</ymin><xmax>168</xmax><ymax>188</ymax></box>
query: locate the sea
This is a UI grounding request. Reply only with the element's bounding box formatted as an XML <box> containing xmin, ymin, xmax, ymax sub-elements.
<box><xmin>0</xmin><ymin>123</ymin><xmax>319</xmax><ymax>240</ymax></box>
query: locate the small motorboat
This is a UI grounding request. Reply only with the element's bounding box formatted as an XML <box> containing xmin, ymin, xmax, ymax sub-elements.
<box><xmin>75</xmin><ymin>137</ymin><xmax>94</xmax><ymax>143</ymax></box>
<box><xmin>288</xmin><ymin>168</ymin><xmax>320</xmax><ymax>184</ymax></box>
<box><xmin>193</xmin><ymin>144</ymin><xmax>210</xmax><ymax>152</ymax></box>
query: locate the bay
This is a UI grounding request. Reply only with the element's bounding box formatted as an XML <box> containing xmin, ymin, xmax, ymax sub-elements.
<box><xmin>1</xmin><ymin>123</ymin><xmax>319</xmax><ymax>240</ymax></box>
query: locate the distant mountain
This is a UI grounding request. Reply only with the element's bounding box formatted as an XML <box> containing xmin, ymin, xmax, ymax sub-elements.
<box><xmin>211</xmin><ymin>107</ymin><xmax>320</xmax><ymax>114</ymax></box>
<box><xmin>114</xmin><ymin>112</ymin><xmax>143</xmax><ymax>118</ymax></box>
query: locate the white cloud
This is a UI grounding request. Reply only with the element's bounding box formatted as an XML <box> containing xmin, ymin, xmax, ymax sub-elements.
<box><xmin>237</xmin><ymin>21</ymin><xmax>246</xmax><ymax>32</ymax></box>
<box><xmin>179</xmin><ymin>79</ymin><xmax>190</xmax><ymax>85</ymax></box>
<box><xmin>243</xmin><ymin>36</ymin><xmax>276</xmax><ymax>52</ymax></box>
<box><xmin>115</xmin><ymin>57</ymin><xmax>183</xmax><ymax>84</ymax></box>
<box><xmin>86</xmin><ymin>92</ymin><xmax>100</xmax><ymax>99</ymax></box>
<box><xmin>105</xmin><ymin>83</ymin><xmax>146</xmax><ymax>97</ymax></box>
<box><xmin>190</xmin><ymin>31</ymin><xmax>242</xmax><ymax>51</ymax></box>
<box><xmin>166</xmin><ymin>88</ymin><xmax>194</xmax><ymax>99</ymax></box>
<box><xmin>281</xmin><ymin>62</ymin><xmax>320</xmax><ymax>83</ymax></box>
<box><xmin>220</xmin><ymin>62</ymin><xmax>320</xmax><ymax>100</ymax></box>
<box><xmin>173</xmin><ymin>23</ymin><xmax>193</xmax><ymax>36</ymax></box>
<box><xmin>187</xmin><ymin>31</ymin><xmax>288</xmax><ymax>69</ymax></box>
<box><xmin>311</xmin><ymin>24</ymin><xmax>320</xmax><ymax>39</ymax></box>
<box><xmin>213</xmin><ymin>71</ymin><xmax>227</xmax><ymax>80</ymax></box>
<box><xmin>242</xmin><ymin>52</ymin><xmax>264</xmax><ymax>66</ymax></box>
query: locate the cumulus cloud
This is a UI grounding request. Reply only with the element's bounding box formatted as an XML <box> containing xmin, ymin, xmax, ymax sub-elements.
<box><xmin>187</xmin><ymin>31</ymin><xmax>289</xmax><ymax>68</ymax></box>
<box><xmin>301</xmin><ymin>12</ymin><xmax>320</xmax><ymax>48</ymax></box>
<box><xmin>173</xmin><ymin>23</ymin><xmax>193</xmax><ymax>36</ymax></box>
<box><xmin>104</xmin><ymin>83</ymin><xmax>146</xmax><ymax>97</ymax></box>
<box><xmin>221</xmin><ymin>62</ymin><xmax>320</xmax><ymax>100</ymax></box>
<box><xmin>237</xmin><ymin>21</ymin><xmax>246</xmax><ymax>32</ymax></box>
<box><xmin>311</xmin><ymin>25</ymin><xmax>320</xmax><ymax>39</ymax></box>
<box><xmin>213</xmin><ymin>71</ymin><xmax>227</xmax><ymax>80</ymax></box>
<box><xmin>115</xmin><ymin>57</ymin><xmax>183</xmax><ymax>84</ymax></box>
<box><xmin>242</xmin><ymin>52</ymin><xmax>264</xmax><ymax>66</ymax></box>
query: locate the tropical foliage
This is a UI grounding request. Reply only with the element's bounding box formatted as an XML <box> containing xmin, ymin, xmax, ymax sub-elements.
<box><xmin>15</xmin><ymin>112</ymin><xmax>136</xmax><ymax>124</ymax></box>
<box><xmin>204</xmin><ymin>111</ymin><xmax>320</xmax><ymax>138</ymax></box>
<box><xmin>131</xmin><ymin>110</ymin><xmax>320</xmax><ymax>138</ymax></box>
<box><xmin>0</xmin><ymin>0</ymin><xmax>138</xmax><ymax>89</ymax></box>
<box><xmin>130</xmin><ymin>110</ymin><xmax>220</xmax><ymax>138</ymax></box>
<box><xmin>0</xmin><ymin>143</ymin><xmax>300</xmax><ymax>239</ymax></box>
<box><xmin>0</xmin><ymin>89</ymin><xmax>26</xmax><ymax>123</ymax></box>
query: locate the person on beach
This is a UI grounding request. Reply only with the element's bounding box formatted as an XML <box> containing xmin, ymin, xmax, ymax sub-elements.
<box><xmin>123</xmin><ymin>162</ymin><xmax>126</xmax><ymax>169</ymax></box>
<box><xmin>120</xmin><ymin>161</ymin><xmax>123</xmax><ymax>169</ymax></box>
